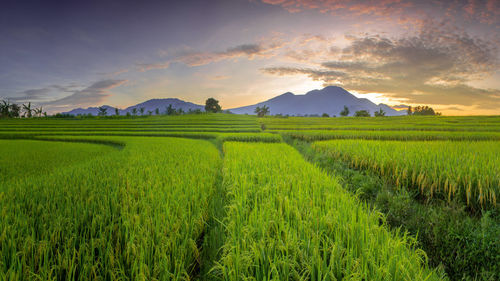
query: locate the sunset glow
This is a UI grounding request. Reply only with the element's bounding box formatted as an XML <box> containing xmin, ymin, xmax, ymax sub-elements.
<box><xmin>1</xmin><ymin>0</ymin><xmax>499</xmax><ymax>114</ymax></box>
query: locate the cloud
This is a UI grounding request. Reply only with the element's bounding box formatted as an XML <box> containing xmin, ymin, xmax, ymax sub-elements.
<box><xmin>135</xmin><ymin>62</ymin><xmax>170</xmax><ymax>72</ymax></box>
<box><xmin>7</xmin><ymin>87</ymin><xmax>51</xmax><ymax>101</ymax></box>
<box><xmin>134</xmin><ymin>40</ymin><xmax>287</xmax><ymax>72</ymax></box>
<box><xmin>42</xmin><ymin>79</ymin><xmax>127</xmax><ymax>111</ymax></box>
<box><xmin>443</xmin><ymin>106</ymin><xmax>465</xmax><ymax>111</ymax></box>
<box><xmin>262</xmin><ymin>21</ymin><xmax>500</xmax><ymax>109</ymax></box>
<box><xmin>175</xmin><ymin>42</ymin><xmax>285</xmax><ymax>66</ymax></box>
<box><xmin>211</xmin><ymin>75</ymin><xmax>230</xmax><ymax>80</ymax></box>
<box><xmin>260</xmin><ymin>0</ymin><xmax>500</xmax><ymax>25</ymax></box>
<box><xmin>5</xmin><ymin>84</ymin><xmax>78</xmax><ymax>102</ymax></box>
<box><xmin>392</xmin><ymin>104</ymin><xmax>409</xmax><ymax>109</ymax></box>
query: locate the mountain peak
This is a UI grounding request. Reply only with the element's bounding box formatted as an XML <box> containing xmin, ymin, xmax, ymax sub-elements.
<box><xmin>230</xmin><ymin>86</ymin><xmax>406</xmax><ymax>116</ymax></box>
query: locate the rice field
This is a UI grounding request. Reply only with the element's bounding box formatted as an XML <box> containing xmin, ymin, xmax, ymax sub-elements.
<box><xmin>213</xmin><ymin>142</ymin><xmax>444</xmax><ymax>280</ymax></box>
<box><xmin>312</xmin><ymin>140</ymin><xmax>500</xmax><ymax>210</ymax></box>
<box><xmin>2</xmin><ymin>113</ymin><xmax>499</xmax><ymax>280</ymax></box>
<box><xmin>1</xmin><ymin>137</ymin><xmax>221</xmax><ymax>280</ymax></box>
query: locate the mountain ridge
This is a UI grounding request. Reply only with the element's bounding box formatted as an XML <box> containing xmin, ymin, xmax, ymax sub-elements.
<box><xmin>230</xmin><ymin>86</ymin><xmax>406</xmax><ymax>116</ymax></box>
<box><xmin>64</xmin><ymin>86</ymin><xmax>406</xmax><ymax>116</ymax></box>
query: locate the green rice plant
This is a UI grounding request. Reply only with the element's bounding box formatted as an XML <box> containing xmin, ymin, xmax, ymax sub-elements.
<box><xmin>261</xmin><ymin>115</ymin><xmax>500</xmax><ymax>132</ymax></box>
<box><xmin>277</xmin><ymin>130</ymin><xmax>500</xmax><ymax>141</ymax></box>
<box><xmin>211</xmin><ymin>142</ymin><xmax>445</xmax><ymax>280</ymax></box>
<box><xmin>0</xmin><ymin>137</ymin><xmax>221</xmax><ymax>280</ymax></box>
<box><xmin>216</xmin><ymin>133</ymin><xmax>282</xmax><ymax>143</ymax></box>
<box><xmin>312</xmin><ymin>140</ymin><xmax>500</xmax><ymax>210</ymax></box>
<box><xmin>0</xmin><ymin>131</ymin><xmax>220</xmax><ymax>140</ymax></box>
<box><xmin>0</xmin><ymin>139</ymin><xmax>115</xmax><ymax>182</ymax></box>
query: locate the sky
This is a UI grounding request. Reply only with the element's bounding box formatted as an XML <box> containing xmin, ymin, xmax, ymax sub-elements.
<box><xmin>1</xmin><ymin>0</ymin><xmax>499</xmax><ymax>115</ymax></box>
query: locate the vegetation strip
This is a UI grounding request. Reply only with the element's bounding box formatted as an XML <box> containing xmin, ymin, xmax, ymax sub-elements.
<box><xmin>288</xmin><ymin>138</ymin><xmax>499</xmax><ymax>280</ymax></box>
<box><xmin>211</xmin><ymin>142</ymin><xmax>444</xmax><ymax>280</ymax></box>
<box><xmin>313</xmin><ymin>139</ymin><xmax>499</xmax><ymax>210</ymax></box>
<box><xmin>0</xmin><ymin>137</ymin><xmax>221</xmax><ymax>280</ymax></box>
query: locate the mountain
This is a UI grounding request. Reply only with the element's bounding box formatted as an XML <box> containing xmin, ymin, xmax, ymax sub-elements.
<box><xmin>64</xmin><ymin>98</ymin><xmax>204</xmax><ymax>116</ymax></box>
<box><xmin>64</xmin><ymin>87</ymin><xmax>405</xmax><ymax>117</ymax></box>
<box><xmin>229</xmin><ymin>86</ymin><xmax>406</xmax><ymax>116</ymax></box>
<box><xmin>65</xmin><ymin>105</ymin><xmax>116</xmax><ymax>116</ymax></box>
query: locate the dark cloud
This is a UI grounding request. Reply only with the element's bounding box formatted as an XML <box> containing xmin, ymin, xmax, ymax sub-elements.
<box><xmin>8</xmin><ymin>87</ymin><xmax>51</xmax><ymax>101</ymax></box>
<box><xmin>393</xmin><ymin>104</ymin><xmax>409</xmax><ymax>109</ymax></box>
<box><xmin>225</xmin><ymin>44</ymin><xmax>262</xmax><ymax>56</ymax></box>
<box><xmin>5</xmin><ymin>84</ymin><xmax>78</xmax><ymax>102</ymax></box>
<box><xmin>42</xmin><ymin>79</ymin><xmax>127</xmax><ymax>111</ymax></box>
<box><xmin>262</xmin><ymin>22</ymin><xmax>500</xmax><ymax>108</ymax></box>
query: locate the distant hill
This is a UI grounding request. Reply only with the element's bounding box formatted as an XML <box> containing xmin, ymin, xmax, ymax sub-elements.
<box><xmin>229</xmin><ymin>86</ymin><xmax>406</xmax><ymax>116</ymax></box>
<box><xmin>65</xmin><ymin>98</ymin><xmax>204</xmax><ymax>116</ymax></box>
<box><xmin>64</xmin><ymin>87</ymin><xmax>405</xmax><ymax>116</ymax></box>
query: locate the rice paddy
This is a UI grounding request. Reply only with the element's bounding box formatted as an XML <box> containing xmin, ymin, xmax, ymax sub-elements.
<box><xmin>312</xmin><ymin>140</ymin><xmax>499</xmax><ymax>210</ymax></box>
<box><xmin>1</xmin><ymin>114</ymin><xmax>498</xmax><ymax>280</ymax></box>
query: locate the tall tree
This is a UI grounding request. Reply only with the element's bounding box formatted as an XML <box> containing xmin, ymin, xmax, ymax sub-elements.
<box><xmin>407</xmin><ymin>106</ymin><xmax>413</xmax><ymax>115</ymax></box>
<box><xmin>354</xmin><ymin>110</ymin><xmax>371</xmax><ymax>117</ymax></box>
<box><xmin>254</xmin><ymin>105</ymin><xmax>270</xmax><ymax>117</ymax></box>
<box><xmin>166</xmin><ymin>104</ymin><xmax>175</xmax><ymax>115</ymax></box>
<box><xmin>205</xmin><ymin>98</ymin><xmax>221</xmax><ymax>113</ymax></box>
<box><xmin>340</xmin><ymin>105</ymin><xmax>350</xmax><ymax>117</ymax></box>
<box><xmin>374</xmin><ymin>108</ymin><xmax>386</xmax><ymax>117</ymax></box>
<box><xmin>412</xmin><ymin>106</ymin><xmax>440</xmax><ymax>116</ymax></box>
<box><xmin>155</xmin><ymin>108</ymin><xmax>160</xmax><ymax>115</ymax></box>
<box><xmin>34</xmin><ymin>107</ymin><xmax>43</xmax><ymax>117</ymax></box>
<box><xmin>9</xmin><ymin>103</ymin><xmax>21</xmax><ymax>118</ymax></box>
<box><xmin>115</xmin><ymin>108</ymin><xmax>120</xmax><ymax>116</ymax></box>
<box><xmin>139</xmin><ymin>107</ymin><xmax>145</xmax><ymax>115</ymax></box>
<box><xmin>22</xmin><ymin>102</ymin><xmax>32</xmax><ymax>118</ymax></box>
<box><xmin>0</xmin><ymin>100</ymin><xmax>10</xmax><ymax>118</ymax></box>
<box><xmin>131</xmin><ymin>108</ymin><xmax>138</xmax><ymax>116</ymax></box>
<box><xmin>98</xmin><ymin>106</ymin><xmax>108</xmax><ymax>116</ymax></box>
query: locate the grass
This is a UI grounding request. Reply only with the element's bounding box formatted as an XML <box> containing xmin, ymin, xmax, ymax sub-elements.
<box><xmin>211</xmin><ymin>142</ymin><xmax>445</xmax><ymax>280</ymax></box>
<box><xmin>276</xmin><ymin>129</ymin><xmax>500</xmax><ymax>141</ymax></box>
<box><xmin>289</xmin><ymin>138</ymin><xmax>499</xmax><ymax>281</ymax></box>
<box><xmin>0</xmin><ymin>137</ymin><xmax>221</xmax><ymax>280</ymax></box>
<box><xmin>0</xmin><ymin>139</ymin><xmax>116</xmax><ymax>181</ymax></box>
<box><xmin>312</xmin><ymin>140</ymin><xmax>500</xmax><ymax>211</ymax></box>
<box><xmin>4</xmin><ymin>113</ymin><xmax>500</xmax><ymax>280</ymax></box>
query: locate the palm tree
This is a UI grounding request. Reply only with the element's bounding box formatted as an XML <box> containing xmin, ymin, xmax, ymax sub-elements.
<box><xmin>132</xmin><ymin>108</ymin><xmax>138</xmax><ymax>116</ymax></box>
<box><xmin>374</xmin><ymin>108</ymin><xmax>386</xmax><ymax>117</ymax></box>
<box><xmin>33</xmin><ymin>107</ymin><xmax>43</xmax><ymax>117</ymax></box>
<box><xmin>10</xmin><ymin>103</ymin><xmax>21</xmax><ymax>118</ymax></box>
<box><xmin>0</xmin><ymin>100</ymin><xmax>10</xmax><ymax>118</ymax></box>
<box><xmin>139</xmin><ymin>107</ymin><xmax>145</xmax><ymax>115</ymax></box>
<box><xmin>340</xmin><ymin>105</ymin><xmax>350</xmax><ymax>117</ymax></box>
<box><xmin>115</xmin><ymin>108</ymin><xmax>120</xmax><ymax>116</ymax></box>
<box><xmin>155</xmin><ymin>108</ymin><xmax>160</xmax><ymax>115</ymax></box>
<box><xmin>254</xmin><ymin>105</ymin><xmax>270</xmax><ymax>117</ymax></box>
<box><xmin>98</xmin><ymin>106</ymin><xmax>108</xmax><ymax>116</ymax></box>
<box><xmin>147</xmin><ymin>110</ymin><xmax>153</xmax><ymax>116</ymax></box>
<box><xmin>22</xmin><ymin>102</ymin><xmax>33</xmax><ymax>118</ymax></box>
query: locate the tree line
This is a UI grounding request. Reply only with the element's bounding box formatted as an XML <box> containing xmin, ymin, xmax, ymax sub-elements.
<box><xmin>1</xmin><ymin>98</ymin><xmax>225</xmax><ymax>119</ymax></box>
<box><xmin>0</xmin><ymin>100</ymin><xmax>46</xmax><ymax>118</ymax></box>
<box><xmin>253</xmin><ymin>104</ymin><xmax>441</xmax><ymax>118</ymax></box>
